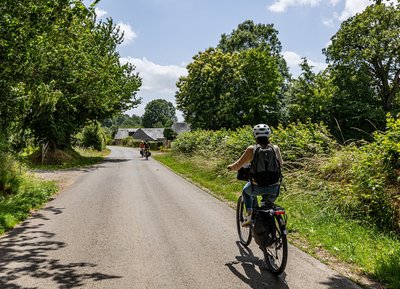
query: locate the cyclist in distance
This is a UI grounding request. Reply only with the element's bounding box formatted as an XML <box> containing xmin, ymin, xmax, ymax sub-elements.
<box><xmin>144</xmin><ymin>139</ymin><xmax>151</xmax><ymax>159</ymax></box>
<box><xmin>139</xmin><ymin>141</ymin><xmax>145</xmax><ymax>157</ymax></box>
<box><xmin>228</xmin><ymin>124</ymin><xmax>283</xmax><ymax>227</ymax></box>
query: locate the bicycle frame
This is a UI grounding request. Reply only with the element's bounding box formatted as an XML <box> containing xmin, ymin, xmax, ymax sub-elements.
<box><xmin>236</xmin><ymin>193</ymin><xmax>288</xmax><ymax>275</ymax></box>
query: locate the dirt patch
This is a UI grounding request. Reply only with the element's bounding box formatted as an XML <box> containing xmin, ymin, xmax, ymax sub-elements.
<box><xmin>34</xmin><ymin>168</ymin><xmax>92</xmax><ymax>193</ymax></box>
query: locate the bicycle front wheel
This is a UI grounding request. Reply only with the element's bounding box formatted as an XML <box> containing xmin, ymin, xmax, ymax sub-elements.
<box><xmin>236</xmin><ymin>195</ymin><xmax>252</xmax><ymax>247</ymax></box>
<box><xmin>264</xmin><ymin>215</ymin><xmax>288</xmax><ymax>274</ymax></box>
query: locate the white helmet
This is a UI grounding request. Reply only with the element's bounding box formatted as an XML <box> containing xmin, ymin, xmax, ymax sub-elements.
<box><xmin>253</xmin><ymin>124</ymin><xmax>271</xmax><ymax>138</ymax></box>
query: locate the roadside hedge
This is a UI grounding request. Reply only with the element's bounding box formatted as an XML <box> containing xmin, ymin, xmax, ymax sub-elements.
<box><xmin>172</xmin><ymin>118</ymin><xmax>399</xmax><ymax>233</ymax></box>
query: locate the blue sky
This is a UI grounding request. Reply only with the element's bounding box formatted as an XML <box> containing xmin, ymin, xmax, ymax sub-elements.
<box><xmin>91</xmin><ymin>0</ymin><xmax>377</xmax><ymax>119</ymax></box>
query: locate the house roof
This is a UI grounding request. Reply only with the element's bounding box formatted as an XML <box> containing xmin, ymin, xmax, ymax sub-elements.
<box><xmin>114</xmin><ymin>128</ymin><xmax>139</xmax><ymax>140</ymax></box>
<box><xmin>132</xmin><ymin>128</ymin><xmax>165</xmax><ymax>141</ymax></box>
<box><xmin>172</xmin><ymin>122</ymin><xmax>191</xmax><ymax>134</ymax></box>
<box><xmin>113</xmin><ymin>122</ymin><xmax>191</xmax><ymax>141</ymax></box>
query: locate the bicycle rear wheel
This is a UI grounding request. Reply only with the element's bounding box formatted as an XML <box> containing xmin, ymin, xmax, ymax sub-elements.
<box><xmin>264</xmin><ymin>215</ymin><xmax>288</xmax><ymax>274</ymax></box>
<box><xmin>236</xmin><ymin>195</ymin><xmax>252</xmax><ymax>246</ymax></box>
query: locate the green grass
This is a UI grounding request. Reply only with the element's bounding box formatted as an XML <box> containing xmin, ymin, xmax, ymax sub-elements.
<box><xmin>154</xmin><ymin>153</ymin><xmax>243</xmax><ymax>204</ymax></box>
<box><xmin>0</xmin><ymin>147</ymin><xmax>109</xmax><ymax>235</ymax></box>
<box><xmin>280</xmin><ymin>191</ymin><xmax>400</xmax><ymax>288</ymax></box>
<box><xmin>0</xmin><ymin>176</ymin><xmax>57</xmax><ymax>234</ymax></box>
<box><xmin>155</xmin><ymin>152</ymin><xmax>400</xmax><ymax>289</ymax></box>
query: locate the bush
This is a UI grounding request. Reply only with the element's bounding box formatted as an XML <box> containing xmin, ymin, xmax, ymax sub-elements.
<box><xmin>163</xmin><ymin>127</ymin><xmax>178</xmax><ymax>140</ymax></box>
<box><xmin>171</xmin><ymin>119</ymin><xmax>400</xmax><ymax>233</ymax></box>
<box><xmin>172</xmin><ymin>121</ymin><xmax>337</xmax><ymax>163</ymax></box>
<box><xmin>272</xmin><ymin>120</ymin><xmax>337</xmax><ymax>162</ymax></box>
<box><xmin>122</xmin><ymin>136</ymin><xmax>136</xmax><ymax>147</ymax></box>
<box><xmin>317</xmin><ymin>115</ymin><xmax>400</xmax><ymax>233</ymax></box>
<box><xmin>0</xmin><ymin>152</ymin><xmax>24</xmax><ymax>198</ymax></box>
<box><xmin>81</xmin><ymin>122</ymin><xmax>107</xmax><ymax>151</ymax></box>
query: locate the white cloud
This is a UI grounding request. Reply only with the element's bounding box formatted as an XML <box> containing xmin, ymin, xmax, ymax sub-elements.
<box><xmin>322</xmin><ymin>18</ymin><xmax>334</xmax><ymax>27</ymax></box>
<box><xmin>330</xmin><ymin>0</ymin><xmax>341</xmax><ymax>6</ymax></box>
<box><xmin>283</xmin><ymin>51</ymin><xmax>327</xmax><ymax>76</ymax></box>
<box><xmin>117</xmin><ymin>22</ymin><xmax>137</xmax><ymax>45</ymax></box>
<box><xmin>95</xmin><ymin>7</ymin><xmax>107</xmax><ymax>18</ymax></box>
<box><xmin>268</xmin><ymin>0</ymin><xmax>321</xmax><ymax>12</ymax></box>
<box><xmin>338</xmin><ymin>0</ymin><xmax>370</xmax><ymax>21</ymax></box>
<box><xmin>339</xmin><ymin>0</ymin><xmax>398</xmax><ymax>21</ymax></box>
<box><xmin>283</xmin><ymin>51</ymin><xmax>304</xmax><ymax>68</ymax></box>
<box><xmin>120</xmin><ymin>57</ymin><xmax>187</xmax><ymax>118</ymax></box>
<box><xmin>121</xmin><ymin>57</ymin><xmax>187</xmax><ymax>93</ymax></box>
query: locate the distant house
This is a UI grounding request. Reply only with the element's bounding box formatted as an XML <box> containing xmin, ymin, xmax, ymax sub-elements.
<box><xmin>171</xmin><ymin>122</ymin><xmax>191</xmax><ymax>134</ymax></box>
<box><xmin>114</xmin><ymin>128</ymin><xmax>139</xmax><ymax>145</ymax></box>
<box><xmin>132</xmin><ymin>128</ymin><xmax>165</xmax><ymax>141</ymax></box>
<box><xmin>113</xmin><ymin>122</ymin><xmax>191</xmax><ymax>144</ymax></box>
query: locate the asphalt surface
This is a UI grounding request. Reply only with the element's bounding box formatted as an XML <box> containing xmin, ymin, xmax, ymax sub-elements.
<box><xmin>0</xmin><ymin>146</ymin><xmax>363</xmax><ymax>289</ymax></box>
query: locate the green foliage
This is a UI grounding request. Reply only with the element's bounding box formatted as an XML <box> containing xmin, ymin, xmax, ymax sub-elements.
<box><xmin>172</xmin><ymin>120</ymin><xmax>336</xmax><ymax>166</ymax></box>
<box><xmin>102</xmin><ymin>114</ymin><xmax>142</xmax><ymax>129</ymax></box>
<box><xmin>375</xmin><ymin>249</ymin><xmax>400</xmax><ymax>289</ymax></box>
<box><xmin>101</xmin><ymin>114</ymin><xmax>142</xmax><ymax>140</ymax></box>
<box><xmin>176</xmin><ymin>47</ymin><xmax>283</xmax><ymax>130</ymax></box>
<box><xmin>172</xmin><ymin>117</ymin><xmax>400</xmax><ymax>233</ymax></box>
<box><xmin>323</xmin><ymin>2</ymin><xmax>400</xmax><ymax>138</ymax></box>
<box><xmin>121</xmin><ymin>136</ymin><xmax>136</xmax><ymax>147</ymax></box>
<box><xmin>284</xmin><ymin>59</ymin><xmax>337</xmax><ymax>127</ymax></box>
<box><xmin>0</xmin><ymin>152</ymin><xmax>24</xmax><ymax>198</ymax></box>
<box><xmin>374</xmin><ymin>114</ymin><xmax>400</xmax><ymax>174</ymax></box>
<box><xmin>217</xmin><ymin>20</ymin><xmax>289</xmax><ymax>81</ymax></box>
<box><xmin>81</xmin><ymin>122</ymin><xmax>107</xmax><ymax>151</ymax></box>
<box><xmin>142</xmin><ymin>99</ymin><xmax>177</xmax><ymax>128</ymax></box>
<box><xmin>163</xmin><ymin>127</ymin><xmax>178</xmax><ymax>140</ymax></box>
<box><xmin>172</xmin><ymin>129</ymin><xmax>231</xmax><ymax>157</ymax></box>
<box><xmin>0</xmin><ymin>177</ymin><xmax>57</xmax><ymax>234</ymax></box>
<box><xmin>272</xmin><ymin>120</ymin><xmax>337</xmax><ymax>162</ymax></box>
<box><xmin>0</xmin><ymin>0</ymin><xmax>142</xmax><ymax>152</ymax></box>
<box><xmin>317</xmin><ymin>115</ymin><xmax>400</xmax><ymax>232</ymax></box>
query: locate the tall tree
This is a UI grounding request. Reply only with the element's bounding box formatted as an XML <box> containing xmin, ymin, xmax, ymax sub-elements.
<box><xmin>142</xmin><ymin>99</ymin><xmax>177</xmax><ymax>128</ymax></box>
<box><xmin>176</xmin><ymin>47</ymin><xmax>282</xmax><ymax>130</ymax></box>
<box><xmin>218</xmin><ymin>20</ymin><xmax>290</xmax><ymax>81</ymax></box>
<box><xmin>324</xmin><ymin>2</ymin><xmax>400</xmax><ymax>122</ymax></box>
<box><xmin>284</xmin><ymin>59</ymin><xmax>336</xmax><ymax>126</ymax></box>
<box><xmin>0</xmin><ymin>0</ymin><xmax>142</xmax><ymax>152</ymax></box>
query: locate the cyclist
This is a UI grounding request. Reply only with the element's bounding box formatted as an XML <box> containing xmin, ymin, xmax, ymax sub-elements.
<box><xmin>139</xmin><ymin>141</ymin><xmax>145</xmax><ymax>157</ymax></box>
<box><xmin>144</xmin><ymin>139</ymin><xmax>151</xmax><ymax>159</ymax></box>
<box><xmin>228</xmin><ymin>124</ymin><xmax>283</xmax><ymax>227</ymax></box>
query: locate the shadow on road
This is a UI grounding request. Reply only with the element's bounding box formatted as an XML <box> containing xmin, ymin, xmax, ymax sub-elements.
<box><xmin>0</xmin><ymin>206</ymin><xmax>121</xmax><ymax>289</ymax></box>
<box><xmin>320</xmin><ymin>275</ymin><xmax>364</xmax><ymax>289</ymax></box>
<box><xmin>225</xmin><ymin>241</ymin><xmax>290</xmax><ymax>289</ymax></box>
<box><xmin>102</xmin><ymin>158</ymin><xmax>131</xmax><ymax>163</ymax></box>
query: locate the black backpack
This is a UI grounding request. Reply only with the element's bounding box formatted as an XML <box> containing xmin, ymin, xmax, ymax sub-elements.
<box><xmin>250</xmin><ymin>144</ymin><xmax>281</xmax><ymax>186</ymax></box>
<box><xmin>252</xmin><ymin>210</ymin><xmax>276</xmax><ymax>247</ymax></box>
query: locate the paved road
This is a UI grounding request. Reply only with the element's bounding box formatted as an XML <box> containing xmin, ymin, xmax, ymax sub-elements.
<box><xmin>0</xmin><ymin>146</ymin><xmax>362</xmax><ymax>289</ymax></box>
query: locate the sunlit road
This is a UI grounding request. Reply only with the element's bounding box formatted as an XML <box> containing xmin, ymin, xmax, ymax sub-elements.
<box><xmin>0</xmin><ymin>146</ymin><xmax>362</xmax><ymax>289</ymax></box>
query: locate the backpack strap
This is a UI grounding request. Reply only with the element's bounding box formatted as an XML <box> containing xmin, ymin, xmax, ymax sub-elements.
<box><xmin>268</xmin><ymin>143</ymin><xmax>284</xmax><ymax>184</ymax></box>
<box><xmin>250</xmin><ymin>144</ymin><xmax>260</xmax><ymax>187</ymax></box>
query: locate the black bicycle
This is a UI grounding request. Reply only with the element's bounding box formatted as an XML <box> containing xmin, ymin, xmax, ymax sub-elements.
<box><xmin>236</xmin><ymin>195</ymin><xmax>288</xmax><ymax>274</ymax></box>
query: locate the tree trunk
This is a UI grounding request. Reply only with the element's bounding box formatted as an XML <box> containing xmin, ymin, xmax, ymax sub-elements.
<box><xmin>383</xmin><ymin>70</ymin><xmax>400</xmax><ymax>112</ymax></box>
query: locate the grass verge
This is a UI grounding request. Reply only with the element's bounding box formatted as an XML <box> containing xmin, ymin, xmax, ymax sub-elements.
<box><xmin>155</xmin><ymin>152</ymin><xmax>400</xmax><ymax>289</ymax></box>
<box><xmin>1</xmin><ymin>147</ymin><xmax>109</xmax><ymax>235</ymax></box>
<box><xmin>0</xmin><ymin>175</ymin><xmax>57</xmax><ymax>234</ymax></box>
